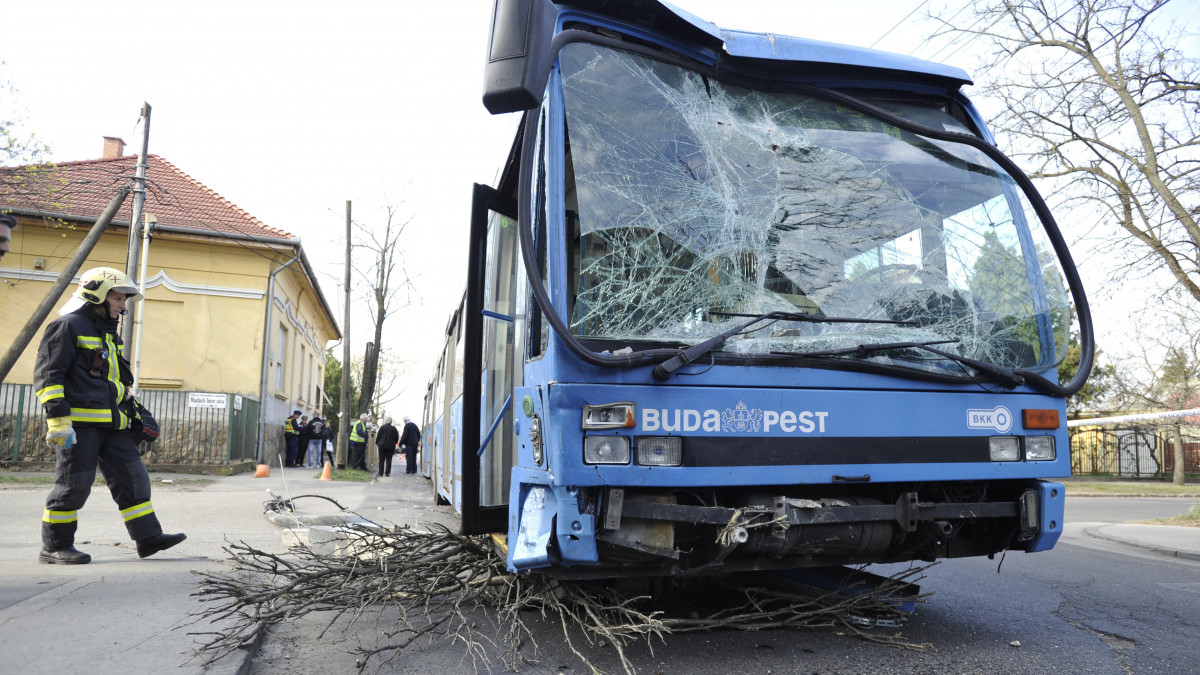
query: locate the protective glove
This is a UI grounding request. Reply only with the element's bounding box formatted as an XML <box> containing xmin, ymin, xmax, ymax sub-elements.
<box><xmin>45</xmin><ymin>416</ymin><xmax>76</xmax><ymax>449</ymax></box>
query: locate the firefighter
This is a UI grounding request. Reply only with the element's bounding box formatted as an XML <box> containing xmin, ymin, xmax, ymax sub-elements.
<box><xmin>35</xmin><ymin>266</ymin><xmax>186</xmax><ymax>564</ymax></box>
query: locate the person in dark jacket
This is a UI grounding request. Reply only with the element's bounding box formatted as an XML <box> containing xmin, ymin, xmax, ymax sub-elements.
<box><xmin>399</xmin><ymin>416</ymin><xmax>421</xmax><ymax>475</ymax></box>
<box><xmin>319</xmin><ymin>418</ymin><xmax>335</xmax><ymax>467</ymax></box>
<box><xmin>375</xmin><ymin>417</ymin><xmax>399</xmax><ymax>477</ymax></box>
<box><xmin>305</xmin><ymin>415</ymin><xmax>325</xmax><ymax>468</ymax></box>
<box><xmin>34</xmin><ymin>267</ymin><xmax>186</xmax><ymax>564</ymax></box>
<box><xmin>296</xmin><ymin>415</ymin><xmax>310</xmax><ymax>466</ymax></box>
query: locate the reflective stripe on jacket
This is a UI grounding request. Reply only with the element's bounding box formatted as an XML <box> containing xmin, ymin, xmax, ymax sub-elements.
<box><xmin>33</xmin><ymin>308</ymin><xmax>132</xmax><ymax>429</ymax></box>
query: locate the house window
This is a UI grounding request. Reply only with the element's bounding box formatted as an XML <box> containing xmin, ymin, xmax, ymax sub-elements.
<box><xmin>275</xmin><ymin>323</ymin><xmax>289</xmax><ymax>392</ymax></box>
<box><xmin>308</xmin><ymin>352</ymin><xmax>316</xmax><ymax>402</ymax></box>
<box><xmin>299</xmin><ymin>345</ymin><xmax>308</xmax><ymax>403</ymax></box>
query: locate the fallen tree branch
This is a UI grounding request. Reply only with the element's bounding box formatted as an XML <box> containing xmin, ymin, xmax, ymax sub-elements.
<box><xmin>186</xmin><ymin>522</ymin><xmax>934</xmax><ymax>674</ymax></box>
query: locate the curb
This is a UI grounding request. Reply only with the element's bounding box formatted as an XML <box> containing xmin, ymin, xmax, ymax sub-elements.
<box><xmin>1067</xmin><ymin>492</ymin><xmax>1200</xmax><ymax>498</ymax></box>
<box><xmin>1084</xmin><ymin>526</ymin><xmax>1200</xmax><ymax>563</ymax></box>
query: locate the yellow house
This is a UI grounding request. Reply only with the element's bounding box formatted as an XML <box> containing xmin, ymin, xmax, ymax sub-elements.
<box><xmin>0</xmin><ymin>138</ymin><xmax>340</xmax><ymax>470</ymax></box>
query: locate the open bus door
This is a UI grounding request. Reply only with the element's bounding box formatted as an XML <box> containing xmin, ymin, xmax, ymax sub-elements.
<box><xmin>461</xmin><ymin>183</ymin><xmax>520</xmax><ymax>535</ymax></box>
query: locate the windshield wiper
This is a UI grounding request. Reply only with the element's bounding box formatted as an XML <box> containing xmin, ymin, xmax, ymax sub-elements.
<box><xmin>651</xmin><ymin>311</ymin><xmax>914</xmax><ymax>382</ymax></box>
<box><xmin>773</xmin><ymin>340</ymin><xmax>1026</xmax><ymax>389</ymax></box>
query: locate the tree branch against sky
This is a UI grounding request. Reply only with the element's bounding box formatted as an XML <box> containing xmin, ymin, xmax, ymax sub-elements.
<box><xmin>933</xmin><ymin>0</ymin><xmax>1200</xmax><ymax>302</ymax></box>
<box><xmin>351</xmin><ymin>200</ymin><xmax>416</xmax><ymax>416</ymax></box>
<box><xmin>0</xmin><ymin>63</ymin><xmax>51</xmax><ymax>169</ymax></box>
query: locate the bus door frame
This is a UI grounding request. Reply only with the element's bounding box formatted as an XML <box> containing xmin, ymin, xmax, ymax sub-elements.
<box><xmin>462</xmin><ymin>183</ymin><xmax>520</xmax><ymax>535</ymax></box>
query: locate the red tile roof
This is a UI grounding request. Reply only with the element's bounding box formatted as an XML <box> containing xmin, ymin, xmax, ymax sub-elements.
<box><xmin>0</xmin><ymin>154</ymin><xmax>292</xmax><ymax>240</ymax></box>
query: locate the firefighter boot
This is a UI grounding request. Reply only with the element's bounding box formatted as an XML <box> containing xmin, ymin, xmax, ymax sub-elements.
<box><xmin>136</xmin><ymin>532</ymin><xmax>187</xmax><ymax>559</ymax></box>
<box><xmin>39</xmin><ymin>545</ymin><xmax>91</xmax><ymax>565</ymax></box>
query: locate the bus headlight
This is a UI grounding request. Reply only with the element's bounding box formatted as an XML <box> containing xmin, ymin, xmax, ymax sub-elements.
<box><xmin>584</xmin><ymin>436</ymin><xmax>630</xmax><ymax>464</ymax></box>
<box><xmin>1025</xmin><ymin>436</ymin><xmax>1056</xmax><ymax>461</ymax></box>
<box><xmin>582</xmin><ymin>402</ymin><xmax>636</xmax><ymax>429</ymax></box>
<box><xmin>990</xmin><ymin>437</ymin><xmax>1021</xmax><ymax>461</ymax></box>
<box><xmin>637</xmin><ymin>437</ymin><xmax>682</xmax><ymax>466</ymax></box>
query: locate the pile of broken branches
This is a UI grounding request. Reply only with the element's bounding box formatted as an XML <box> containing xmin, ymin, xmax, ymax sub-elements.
<box><xmin>187</xmin><ymin>523</ymin><xmax>933</xmax><ymax>674</ymax></box>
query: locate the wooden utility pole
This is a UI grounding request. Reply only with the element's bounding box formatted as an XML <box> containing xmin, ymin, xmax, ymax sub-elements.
<box><xmin>122</xmin><ymin>103</ymin><xmax>151</xmax><ymax>346</ymax></box>
<box><xmin>0</xmin><ymin>184</ymin><xmax>132</xmax><ymax>382</ymax></box>
<box><xmin>336</xmin><ymin>200</ymin><xmax>352</xmax><ymax>468</ymax></box>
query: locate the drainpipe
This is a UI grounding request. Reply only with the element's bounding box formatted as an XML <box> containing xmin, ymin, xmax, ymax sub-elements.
<box><xmin>131</xmin><ymin>213</ymin><xmax>157</xmax><ymax>389</ymax></box>
<box><xmin>256</xmin><ymin>254</ymin><xmax>299</xmax><ymax>462</ymax></box>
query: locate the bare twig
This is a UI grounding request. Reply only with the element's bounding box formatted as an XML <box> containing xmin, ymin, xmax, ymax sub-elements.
<box><xmin>186</xmin><ymin>523</ymin><xmax>933</xmax><ymax>674</ymax></box>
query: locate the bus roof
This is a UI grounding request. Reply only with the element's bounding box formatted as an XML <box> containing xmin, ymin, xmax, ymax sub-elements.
<box><xmin>558</xmin><ymin>0</ymin><xmax>972</xmax><ymax>88</ymax></box>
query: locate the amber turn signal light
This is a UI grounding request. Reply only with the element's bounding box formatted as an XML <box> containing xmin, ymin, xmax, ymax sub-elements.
<box><xmin>1022</xmin><ymin>409</ymin><xmax>1060</xmax><ymax>430</ymax></box>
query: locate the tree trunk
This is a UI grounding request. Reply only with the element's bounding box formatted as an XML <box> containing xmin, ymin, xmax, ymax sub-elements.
<box><xmin>357</xmin><ymin>341</ymin><xmax>377</xmax><ymax>415</ymax></box>
<box><xmin>1172</xmin><ymin>423</ymin><xmax>1186</xmax><ymax>486</ymax></box>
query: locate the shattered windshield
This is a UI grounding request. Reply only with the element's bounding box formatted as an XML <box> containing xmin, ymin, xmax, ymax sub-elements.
<box><xmin>560</xmin><ymin>42</ymin><xmax>1073</xmax><ymax>378</ymax></box>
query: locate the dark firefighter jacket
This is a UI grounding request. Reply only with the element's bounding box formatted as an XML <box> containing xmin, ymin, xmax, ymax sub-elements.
<box><xmin>34</xmin><ymin>307</ymin><xmax>137</xmax><ymax>429</ymax></box>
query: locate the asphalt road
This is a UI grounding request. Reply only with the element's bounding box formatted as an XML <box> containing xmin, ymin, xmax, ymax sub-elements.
<box><xmin>249</xmin><ymin>495</ymin><xmax>1200</xmax><ymax>675</ymax></box>
<box><xmin>1065</xmin><ymin>495</ymin><xmax>1196</xmax><ymax>523</ymax></box>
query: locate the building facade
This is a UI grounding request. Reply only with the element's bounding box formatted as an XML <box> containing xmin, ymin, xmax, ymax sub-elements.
<box><xmin>0</xmin><ymin>138</ymin><xmax>340</xmax><ymax>470</ymax></box>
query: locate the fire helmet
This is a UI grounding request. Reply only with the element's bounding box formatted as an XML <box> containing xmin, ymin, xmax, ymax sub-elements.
<box><xmin>73</xmin><ymin>267</ymin><xmax>142</xmax><ymax>305</ymax></box>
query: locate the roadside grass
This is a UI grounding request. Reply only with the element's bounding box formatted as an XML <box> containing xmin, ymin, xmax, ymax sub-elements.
<box><xmin>0</xmin><ymin>474</ymin><xmax>212</xmax><ymax>488</ymax></box>
<box><xmin>2</xmin><ymin>467</ymin><xmax>371</xmax><ymax>485</ymax></box>
<box><xmin>1065</xmin><ymin>481</ymin><xmax>1200</xmax><ymax>496</ymax></box>
<box><xmin>321</xmin><ymin>467</ymin><xmax>375</xmax><ymax>483</ymax></box>
<box><xmin>1148</xmin><ymin>500</ymin><xmax>1200</xmax><ymax>528</ymax></box>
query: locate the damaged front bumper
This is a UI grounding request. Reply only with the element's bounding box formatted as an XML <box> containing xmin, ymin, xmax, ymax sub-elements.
<box><xmin>508</xmin><ymin>480</ymin><xmax>1064</xmax><ymax>575</ymax></box>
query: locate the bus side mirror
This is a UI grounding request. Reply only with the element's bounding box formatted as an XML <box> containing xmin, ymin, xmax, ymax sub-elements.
<box><xmin>483</xmin><ymin>0</ymin><xmax>558</xmax><ymax>114</ymax></box>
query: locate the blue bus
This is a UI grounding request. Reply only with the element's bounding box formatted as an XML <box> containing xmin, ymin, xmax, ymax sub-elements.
<box><xmin>425</xmin><ymin>0</ymin><xmax>1093</xmax><ymax>579</ymax></box>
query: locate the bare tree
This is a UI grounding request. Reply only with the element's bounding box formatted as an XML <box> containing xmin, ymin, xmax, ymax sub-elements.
<box><xmin>934</xmin><ymin>1</ymin><xmax>1200</xmax><ymax>300</ymax></box>
<box><xmin>367</xmin><ymin>347</ymin><xmax>412</xmax><ymax>415</ymax></box>
<box><xmin>1109</xmin><ymin>294</ymin><xmax>1200</xmax><ymax>483</ymax></box>
<box><xmin>0</xmin><ymin>63</ymin><xmax>51</xmax><ymax>169</ymax></box>
<box><xmin>352</xmin><ymin>201</ymin><xmax>416</xmax><ymax>416</ymax></box>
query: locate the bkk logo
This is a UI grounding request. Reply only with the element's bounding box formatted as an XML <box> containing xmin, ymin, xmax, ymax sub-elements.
<box><xmin>966</xmin><ymin>406</ymin><xmax>1013</xmax><ymax>433</ymax></box>
<box><xmin>641</xmin><ymin>401</ymin><xmax>828</xmax><ymax>434</ymax></box>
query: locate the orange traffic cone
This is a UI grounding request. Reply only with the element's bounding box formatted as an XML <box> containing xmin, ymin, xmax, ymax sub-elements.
<box><xmin>318</xmin><ymin>460</ymin><xmax>332</xmax><ymax>481</ymax></box>
<box><xmin>254</xmin><ymin>463</ymin><xmax>270</xmax><ymax>478</ymax></box>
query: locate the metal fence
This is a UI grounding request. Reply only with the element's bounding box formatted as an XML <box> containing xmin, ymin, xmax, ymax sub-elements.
<box><xmin>1</xmin><ymin>383</ymin><xmax>260</xmax><ymax>471</ymax></box>
<box><xmin>1070</xmin><ymin>423</ymin><xmax>1200</xmax><ymax>478</ymax></box>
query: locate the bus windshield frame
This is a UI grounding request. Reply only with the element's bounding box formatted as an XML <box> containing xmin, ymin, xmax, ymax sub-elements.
<box><xmin>557</xmin><ymin>40</ymin><xmax>1076</xmax><ymax>380</ymax></box>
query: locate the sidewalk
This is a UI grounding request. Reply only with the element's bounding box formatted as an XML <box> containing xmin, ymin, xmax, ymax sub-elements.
<box><xmin>1</xmin><ymin>469</ymin><xmax>1196</xmax><ymax>675</ymax></box>
<box><xmin>0</xmin><ymin>467</ymin><xmax>453</xmax><ymax>675</ymax></box>
<box><xmin>1083</xmin><ymin>522</ymin><xmax>1200</xmax><ymax>562</ymax></box>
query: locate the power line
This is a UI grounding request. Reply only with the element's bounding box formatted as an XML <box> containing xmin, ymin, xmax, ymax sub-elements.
<box><xmin>870</xmin><ymin>0</ymin><xmax>930</xmax><ymax>49</ymax></box>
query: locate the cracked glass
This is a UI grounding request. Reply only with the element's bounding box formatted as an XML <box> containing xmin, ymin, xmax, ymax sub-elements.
<box><xmin>560</xmin><ymin>42</ymin><xmax>1074</xmax><ymax>379</ymax></box>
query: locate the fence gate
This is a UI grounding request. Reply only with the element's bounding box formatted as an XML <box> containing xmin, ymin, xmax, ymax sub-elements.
<box><xmin>1115</xmin><ymin>429</ymin><xmax>1159</xmax><ymax>478</ymax></box>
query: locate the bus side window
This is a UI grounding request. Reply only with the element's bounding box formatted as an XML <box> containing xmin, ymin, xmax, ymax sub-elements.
<box><xmin>527</xmin><ymin>108</ymin><xmax>550</xmax><ymax>361</ymax></box>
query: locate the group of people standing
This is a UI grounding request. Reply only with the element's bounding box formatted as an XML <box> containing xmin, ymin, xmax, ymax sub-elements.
<box><xmin>372</xmin><ymin>415</ymin><xmax>421</xmax><ymax>477</ymax></box>
<box><xmin>283</xmin><ymin>410</ymin><xmax>332</xmax><ymax>468</ymax></box>
<box><xmin>286</xmin><ymin>411</ymin><xmax>420</xmax><ymax>476</ymax></box>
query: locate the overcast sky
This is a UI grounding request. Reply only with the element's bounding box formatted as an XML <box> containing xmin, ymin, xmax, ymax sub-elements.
<box><xmin>2</xmin><ymin>0</ymin><xmax>1160</xmax><ymax>417</ymax></box>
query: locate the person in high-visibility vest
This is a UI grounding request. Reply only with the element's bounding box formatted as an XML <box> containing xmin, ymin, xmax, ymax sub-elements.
<box><xmin>283</xmin><ymin>410</ymin><xmax>302</xmax><ymax>467</ymax></box>
<box><xmin>348</xmin><ymin>413</ymin><xmax>370</xmax><ymax>471</ymax></box>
